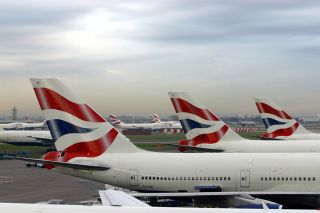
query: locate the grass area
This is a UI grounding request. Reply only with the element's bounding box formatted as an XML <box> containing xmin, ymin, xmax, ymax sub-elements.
<box><xmin>0</xmin><ymin>144</ymin><xmax>48</xmax><ymax>158</ymax></box>
<box><xmin>0</xmin><ymin>131</ymin><xmax>266</xmax><ymax>157</ymax></box>
<box><xmin>135</xmin><ymin>143</ymin><xmax>170</xmax><ymax>149</ymax></box>
<box><xmin>127</xmin><ymin>131</ymin><xmax>265</xmax><ymax>142</ymax></box>
<box><xmin>127</xmin><ymin>133</ymin><xmax>185</xmax><ymax>142</ymax></box>
<box><xmin>239</xmin><ymin>131</ymin><xmax>264</xmax><ymax>140</ymax></box>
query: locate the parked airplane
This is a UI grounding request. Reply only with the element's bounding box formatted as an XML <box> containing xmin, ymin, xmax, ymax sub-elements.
<box><xmin>110</xmin><ymin>114</ymin><xmax>181</xmax><ymax>130</ymax></box>
<box><xmin>150</xmin><ymin>114</ymin><xmax>182</xmax><ymax>128</ymax></box>
<box><xmin>12</xmin><ymin>78</ymin><xmax>320</xmax><ymax>205</ymax></box>
<box><xmin>109</xmin><ymin>114</ymin><xmax>161</xmax><ymax>130</ymax></box>
<box><xmin>150</xmin><ymin>114</ymin><xmax>161</xmax><ymax>123</ymax></box>
<box><xmin>169</xmin><ymin>92</ymin><xmax>320</xmax><ymax>152</ymax></box>
<box><xmin>3</xmin><ymin>203</ymin><xmax>307</xmax><ymax>213</ymax></box>
<box><xmin>0</xmin><ymin>128</ymin><xmax>52</xmax><ymax>146</ymax></box>
<box><xmin>0</xmin><ymin>190</ymin><xmax>293</xmax><ymax>213</ymax></box>
<box><xmin>254</xmin><ymin>97</ymin><xmax>320</xmax><ymax>140</ymax></box>
<box><xmin>0</xmin><ymin>121</ymin><xmax>45</xmax><ymax>130</ymax></box>
<box><xmin>238</xmin><ymin>121</ymin><xmax>256</xmax><ymax>127</ymax></box>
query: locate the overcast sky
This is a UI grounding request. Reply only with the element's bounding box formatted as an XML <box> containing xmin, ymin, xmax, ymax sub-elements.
<box><xmin>1</xmin><ymin>0</ymin><xmax>320</xmax><ymax>118</ymax></box>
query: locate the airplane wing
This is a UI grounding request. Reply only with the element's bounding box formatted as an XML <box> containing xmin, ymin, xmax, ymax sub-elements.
<box><xmin>99</xmin><ymin>190</ymin><xmax>150</xmax><ymax>207</ymax></box>
<box><xmin>161</xmin><ymin>143</ymin><xmax>225</xmax><ymax>152</ymax></box>
<box><xmin>6</xmin><ymin>156</ymin><xmax>110</xmax><ymax>171</ymax></box>
<box><xmin>129</xmin><ymin>191</ymin><xmax>283</xmax><ymax>209</ymax></box>
<box><xmin>130</xmin><ymin>191</ymin><xmax>320</xmax><ymax>197</ymax></box>
<box><xmin>27</xmin><ymin>136</ymin><xmax>53</xmax><ymax>145</ymax></box>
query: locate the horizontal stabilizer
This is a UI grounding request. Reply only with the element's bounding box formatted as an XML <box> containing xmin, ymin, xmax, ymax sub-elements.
<box><xmin>161</xmin><ymin>143</ymin><xmax>224</xmax><ymax>152</ymax></box>
<box><xmin>6</xmin><ymin>156</ymin><xmax>110</xmax><ymax>171</ymax></box>
<box><xmin>27</xmin><ymin>136</ymin><xmax>53</xmax><ymax>145</ymax></box>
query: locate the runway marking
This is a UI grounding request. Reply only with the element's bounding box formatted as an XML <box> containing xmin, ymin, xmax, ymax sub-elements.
<box><xmin>0</xmin><ymin>176</ymin><xmax>14</xmax><ymax>184</ymax></box>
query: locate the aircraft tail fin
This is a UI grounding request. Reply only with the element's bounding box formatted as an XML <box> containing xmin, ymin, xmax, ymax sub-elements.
<box><xmin>169</xmin><ymin>92</ymin><xmax>243</xmax><ymax>147</ymax></box>
<box><xmin>150</xmin><ymin>114</ymin><xmax>161</xmax><ymax>123</ymax></box>
<box><xmin>254</xmin><ymin>97</ymin><xmax>310</xmax><ymax>139</ymax></box>
<box><xmin>109</xmin><ymin>114</ymin><xmax>123</xmax><ymax>126</ymax></box>
<box><xmin>30</xmin><ymin>78</ymin><xmax>144</xmax><ymax>163</ymax></box>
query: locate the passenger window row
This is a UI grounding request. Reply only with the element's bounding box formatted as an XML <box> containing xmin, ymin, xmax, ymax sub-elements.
<box><xmin>260</xmin><ymin>177</ymin><xmax>316</xmax><ymax>181</ymax></box>
<box><xmin>141</xmin><ymin>176</ymin><xmax>231</xmax><ymax>181</ymax></box>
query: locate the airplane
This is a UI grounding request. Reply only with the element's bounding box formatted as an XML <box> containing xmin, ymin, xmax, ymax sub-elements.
<box><xmin>238</xmin><ymin>120</ymin><xmax>256</xmax><ymax>127</ymax></box>
<box><xmin>109</xmin><ymin>114</ymin><xmax>181</xmax><ymax>131</ymax></box>
<box><xmin>254</xmin><ymin>97</ymin><xmax>320</xmax><ymax>140</ymax></box>
<box><xmin>0</xmin><ymin>128</ymin><xmax>52</xmax><ymax>146</ymax></box>
<box><xmin>2</xmin><ymin>203</ymin><xmax>320</xmax><ymax>213</ymax></box>
<box><xmin>150</xmin><ymin>114</ymin><xmax>182</xmax><ymax>129</ymax></box>
<box><xmin>150</xmin><ymin>114</ymin><xmax>161</xmax><ymax>123</ymax></box>
<box><xmin>0</xmin><ymin>190</ymin><xmax>305</xmax><ymax>213</ymax></box>
<box><xmin>0</xmin><ymin>121</ymin><xmax>46</xmax><ymax>130</ymax></box>
<box><xmin>168</xmin><ymin>92</ymin><xmax>320</xmax><ymax>152</ymax></box>
<box><xmin>109</xmin><ymin>114</ymin><xmax>162</xmax><ymax>130</ymax></box>
<box><xmin>10</xmin><ymin>78</ymin><xmax>320</xmax><ymax>208</ymax></box>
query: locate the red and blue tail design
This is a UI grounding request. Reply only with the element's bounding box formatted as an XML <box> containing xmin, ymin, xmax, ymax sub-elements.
<box><xmin>31</xmin><ymin>78</ymin><xmax>142</xmax><ymax>166</ymax></box>
<box><xmin>254</xmin><ymin>97</ymin><xmax>310</xmax><ymax>139</ymax></box>
<box><xmin>169</xmin><ymin>92</ymin><xmax>242</xmax><ymax>147</ymax></box>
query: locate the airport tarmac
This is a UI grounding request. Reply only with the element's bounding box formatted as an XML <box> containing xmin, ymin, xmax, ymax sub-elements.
<box><xmin>0</xmin><ymin>160</ymin><xmax>103</xmax><ymax>203</ymax></box>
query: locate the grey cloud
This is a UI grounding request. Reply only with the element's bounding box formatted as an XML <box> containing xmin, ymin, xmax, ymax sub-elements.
<box><xmin>0</xmin><ymin>0</ymin><xmax>320</xmax><ymax>115</ymax></box>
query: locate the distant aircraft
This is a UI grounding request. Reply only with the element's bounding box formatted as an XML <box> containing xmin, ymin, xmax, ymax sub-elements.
<box><xmin>238</xmin><ymin>120</ymin><xmax>256</xmax><ymax>127</ymax></box>
<box><xmin>254</xmin><ymin>97</ymin><xmax>320</xmax><ymax>140</ymax></box>
<box><xmin>0</xmin><ymin>128</ymin><xmax>52</xmax><ymax>146</ymax></box>
<box><xmin>109</xmin><ymin>114</ymin><xmax>161</xmax><ymax>130</ymax></box>
<box><xmin>150</xmin><ymin>114</ymin><xmax>182</xmax><ymax>129</ymax></box>
<box><xmin>150</xmin><ymin>114</ymin><xmax>161</xmax><ymax>123</ymax></box>
<box><xmin>12</xmin><ymin>78</ymin><xmax>320</xmax><ymax>209</ymax></box>
<box><xmin>0</xmin><ymin>121</ymin><xmax>46</xmax><ymax>130</ymax></box>
<box><xmin>109</xmin><ymin>114</ymin><xmax>181</xmax><ymax>130</ymax></box>
<box><xmin>168</xmin><ymin>92</ymin><xmax>320</xmax><ymax>152</ymax></box>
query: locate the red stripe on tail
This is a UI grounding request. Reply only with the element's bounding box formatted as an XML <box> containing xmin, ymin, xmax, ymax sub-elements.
<box><xmin>34</xmin><ymin>88</ymin><xmax>105</xmax><ymax>122</ymax></box>
<box><xmin>179</xmin><ymin>125</ymin><xmax>229</xmax><ymax>147</ymax></box>
<box><xmin>43</xmin><ymin>128</ymin><xmax>119</xmax><ymax>169</ymax></box>
<box><xmin>171</xmin><ymin>98</ymin><xmax>219</xmax><ymax>121</ymax></box>
<box><xmin>262</xmin><ymin>122</ymin><xmax>299</xmax><ymax>139</ymax></box>
<box><xmin>256</xmin><ymin>102</ymin><xmax>291</xmax><ymax>119</ymax></box>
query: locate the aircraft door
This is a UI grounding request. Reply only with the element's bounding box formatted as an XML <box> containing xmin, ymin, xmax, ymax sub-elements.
<box><xmin>129</xmin><ymin>169</ymin><xmax>138</xmax><ymax>186</ymax></box>
<box><xmin>240</xmin><ymin>170</ymin><xmax>250</xmax><ymax>188</ymax></box>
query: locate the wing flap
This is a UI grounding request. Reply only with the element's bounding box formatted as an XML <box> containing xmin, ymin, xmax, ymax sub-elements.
<box><xmin>99</xmin><ymin>190</ymin><xmax>150</xmax><ymax>207</ymax></box>
<box><xmin>161</xmin><ymin>143</ymin><xmax>224</xmax><ymax>152</ymax></box>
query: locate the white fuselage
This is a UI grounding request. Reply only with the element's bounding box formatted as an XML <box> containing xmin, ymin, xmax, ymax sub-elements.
<box><xmin>116</xmin><ymin>121</ymin><xmax>182</xmax><ymax>130</ymax></box>
<box><xmin>195</xmin><ymin>138</ymin><xmax>320</xmax><ymax>152</ymax></box>
<box><xmin>59</xmin><ymin>152</ymin><xmax>320</xmax><ymax>193</ymax></box>
<box><xmin>1</xmin><ymin>203</ymin><xmax>317</xmax><ymax>213</ymax></box>
<box><xmin>0</xmin><ymin>122</ymin><xmax>45</xmax><ymax>130</ymax></box>
<box><xmin>116</xmin><ymin>123</ymin><xmax>162</xmax><ymax>130</ymax></box>
<box><xmin>157</xmin><ymin>121</ymin><xmax>182</xmax><ymax>129</ymax></box>
<box><xmin>276</xmin><ymin>133</ymin><xmax>320</xmax><ymax>140</ymax></box>
<box><xmin>0</xmin><ymin>130</ymin><xmax>52</xmax><ymax>145</ymax></box>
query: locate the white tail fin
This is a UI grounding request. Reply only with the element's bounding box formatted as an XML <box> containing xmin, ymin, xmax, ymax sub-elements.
<box><xmin>254</xmin><ymin>97</ymin><xmax>310</xmax><ymax>139</ymax></box>
<box><xmin>150</xmin><ymin>114</ymin><xmax>161</xmax><ymax>123</ymax></box>
<box><xmin>30</xmin><ymin>78</ymin><xmax>143</xmax><ymax>159</ymax></box>
<box><xmin>169</xmin><ymin>92</ymin><xmax>243</xmax><ymax>147</ymax></box>
<box><xmin>109</xmin><ymin>114</ymin><xmax>123</xmax><ymax>126</ymax></box>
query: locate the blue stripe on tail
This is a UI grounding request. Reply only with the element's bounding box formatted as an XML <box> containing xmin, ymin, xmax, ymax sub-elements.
<box><xmin>180</xmin><ymin>119</ymin><xmax>212</xmax><ymax>133</ymax></box>
<box><xmin>262</xmin><ymin>118</ymin><xmax>286</xmax><ymax>128</ymax></box>
<box><xmin>46</xmin><ymin>119</ymin><xmax>95</xmax><ymax>141</ymax></box>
